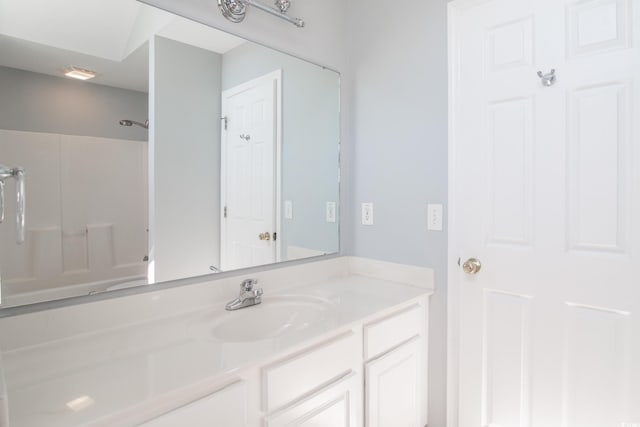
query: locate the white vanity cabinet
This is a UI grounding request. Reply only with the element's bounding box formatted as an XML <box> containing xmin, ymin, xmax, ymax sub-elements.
<box><xmin>1</xmin><ymin>259</ymin><xmax>434</xmax><ymax>427</ymax></box>
<box><xmin>136</xmin><ymin>298</ymin><xmax>429</xmax><ymax>427</ymax></box>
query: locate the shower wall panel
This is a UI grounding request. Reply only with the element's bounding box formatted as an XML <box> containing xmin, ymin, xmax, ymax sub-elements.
<box><xmin>0</xmin><ymin>129</ymin><xmax>148</xmax><ymax>296</ymax></box>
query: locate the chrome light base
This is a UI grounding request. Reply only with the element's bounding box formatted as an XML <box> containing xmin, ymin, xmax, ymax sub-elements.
<box><xmin>275</xmin><ymin>0</ymin><xmax>291</xmax><ymax>13</ymax></box>
<box><xmin>218</xmin><ymin>0</ymin><xmax>247</xmax><ymax>23</ymax></box>
<box><xmin>218</xmin><ymin>0</ymin><xmax>304</xmax><ymax>28</ymax></box>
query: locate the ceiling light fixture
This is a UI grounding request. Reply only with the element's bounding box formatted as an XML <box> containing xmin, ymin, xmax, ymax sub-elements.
<box><xmin>64</xmin><ymin>66</ymin><xmax>97</xmax><ymax>81</ymax></box>
<box><xmin>66</xmin><ymin>395</ymin><xmax>95</xmax><ymax>412</ymax></box>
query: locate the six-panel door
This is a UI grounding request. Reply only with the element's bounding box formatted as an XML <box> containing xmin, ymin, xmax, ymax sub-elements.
<box><xmin>451</xmin><ymin>0</ymin><xmax>640</xmax><ymax>425</ymax></box>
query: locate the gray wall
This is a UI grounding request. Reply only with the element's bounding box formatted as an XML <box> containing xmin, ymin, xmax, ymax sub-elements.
<box><xmin>121</xmin><ymin>1</ymin><xmax>450</xmax><ymax>425</ymax></box>
<box><xmin>346</xmin><ymin>1</ymin><xmax>449</xmax><ymax>425</ymax></box>
<box><xmin>151</xmin><ymin>36</ymin><xmax>222</xmax><ymax>282</ymax></box>
<box><xmin>0</xmin><ymin>66</ymin><xmax>148</xmax><ymax>141</ymax></box>
<box><xmin>222</xmin><ymin>42</ymin><xmax>340</xmax><ymax>258</ymax></box>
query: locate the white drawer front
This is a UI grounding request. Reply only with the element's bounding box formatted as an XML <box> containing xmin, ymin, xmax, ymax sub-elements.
<box><xmin>364</xmin><ymin>303</ymin><xmax>422</xmax><ymax>361</ymax></box>
<box><xmin>264</xmin><ymin>372</ymin><xmax>359</xmax><ymax>427</ymax></box>
<box><xmin>140</xmin><ymin>381</ymin><xmax>246</xmax><ymax>427</ymax></box>
<box><xmin>262</xmin><ymin>331</ymin><xmax>359</xmax><ymax>412</ymax></box>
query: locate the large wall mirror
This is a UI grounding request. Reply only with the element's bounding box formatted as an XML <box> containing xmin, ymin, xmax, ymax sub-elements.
<box><xmin>0</xmin><ymin>0</ymin><xmax>340</xmax><ymax>308</ymax></box>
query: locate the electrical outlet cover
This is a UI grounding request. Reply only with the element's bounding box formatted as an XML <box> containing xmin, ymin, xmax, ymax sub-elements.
<box><xmin>326</xmin><ymin>202</ymin><xmax>337</xmax><ymax>223</ymax></box>
<box><xmin>284</xmin><ymin>200</ymin><xmax>293</xmax><ymax>219</ymax></box>
<box><xmin>362</xmin><ymin>202</ymin><xmax>373</xmax><ymax>225</ymax></box>
<box><xmin>427</xmin><ymin>204</ymin><xmax>443</xmax><ymax>231</ymax></box>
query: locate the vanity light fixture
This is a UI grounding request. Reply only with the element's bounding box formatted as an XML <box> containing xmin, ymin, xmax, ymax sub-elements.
<box><xmin>218</xmin><ymin>0</ymin><xmax>305</xmax><ymax>28</ymax></box>
<box><xmin>64</xmin><ymin>66</ymin><xmax>97</xmax><ymax>81</ymax></box>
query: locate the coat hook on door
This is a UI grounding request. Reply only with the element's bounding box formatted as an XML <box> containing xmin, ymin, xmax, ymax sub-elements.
<box><xmin>537</xmin><ymin>69</ymin><xmax>556</xmax><ymax>87</ymax></box>
<box><xmin>240</xmin><ymin>134</ymin><xmax>251</xmax><ymax>142</ymax></box>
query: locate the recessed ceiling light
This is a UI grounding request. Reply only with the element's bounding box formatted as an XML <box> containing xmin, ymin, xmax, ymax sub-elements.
<box><xmin>64</xmin><ymin>66</ymin><xmax>96</xmax><ymax>81</ymax></box>
<box><xmin>66</xmin><ymin>395</ymin><xmax>95</xmax><ymax>412</ymax></box>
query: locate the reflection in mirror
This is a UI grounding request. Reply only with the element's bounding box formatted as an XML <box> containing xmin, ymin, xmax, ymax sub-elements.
<box><xmin>0</xmin><ymin>0</ymin><xmax>340</xmax><ymax>308</ymax></box>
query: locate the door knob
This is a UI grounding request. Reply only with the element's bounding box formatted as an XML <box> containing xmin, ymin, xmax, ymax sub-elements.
<box><xmin>462</xmin><ymin>258</ymin><xmax>482</xmax><ymax>275</ymax></box>
<box><xmin>258</xmin><ymin>232</ymin><xmax>271</xmax><ymax>241</ymax></box>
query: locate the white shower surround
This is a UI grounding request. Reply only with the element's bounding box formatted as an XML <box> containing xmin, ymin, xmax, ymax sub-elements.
<box><xmin>0</xmin><ymin>129</ymin><xmax>148</xmax><ymax>301</ymax></box>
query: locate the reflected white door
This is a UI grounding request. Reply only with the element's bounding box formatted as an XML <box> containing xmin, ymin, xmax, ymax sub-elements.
<box><xmin>221</xmin><ymin>71</ymin><xmax>280</xmax><ymax>271</ymax></box>
<box><xmin>450</xmin><ymin>0</ymin><xmax>640</xmax><ymax>426</ymax></box>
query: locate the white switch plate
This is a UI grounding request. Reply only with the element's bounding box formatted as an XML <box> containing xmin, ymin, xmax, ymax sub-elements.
<box><xmin>427</xmin><ymin>204</ymin><xmax>443</xmax><ymax>231</ymax></box>
<box><xmin>326</xmin><ymin>201</ymin><xmax>337</xmax><ymax>223</ymax></box>
<box><xmin>362</xmin><ymin>202</ymin><xmax>374</xmax><ymax>225</ymax></box>
<box><xmin>284</xmin><ymin>200</ymin><xmax>293</xmax><ymax>219</ymax></box>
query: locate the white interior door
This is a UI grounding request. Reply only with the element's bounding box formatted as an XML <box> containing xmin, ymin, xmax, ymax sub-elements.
<box><xmin>449</xmin><ymin>0</ymin><xmax>640</xmax><ymax>426</ymax></box>
<box><xmin>221</xmin><ymin>71</ymin><xmax>280</xmax><ymax>271</ymax></box>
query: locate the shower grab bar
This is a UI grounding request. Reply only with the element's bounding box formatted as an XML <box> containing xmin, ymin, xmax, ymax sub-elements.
<box><xmin>0</xmin><ymin>165</ymin><xmax>26</xmax><ymax>244</ymax></box>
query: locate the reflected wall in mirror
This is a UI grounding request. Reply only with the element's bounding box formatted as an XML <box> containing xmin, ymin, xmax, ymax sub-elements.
<box><xmin>0</xmin><ymin>0</ymin><xmax>340</xmax><ymax>308</ymax></box>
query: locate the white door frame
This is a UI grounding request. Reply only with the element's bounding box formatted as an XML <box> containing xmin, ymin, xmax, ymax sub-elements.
<box><xmin>446</xmin><ymin>1</ymin><xmax>490</xmax><ymax>425</ymax></box>
<box><xmin>220</xmin><ymin>69</ymin><xmax>283</xmax><ymax>267</ymax></box>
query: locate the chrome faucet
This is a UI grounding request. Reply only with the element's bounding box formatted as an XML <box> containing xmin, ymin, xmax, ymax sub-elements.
<box><xmin>226</xmin><ymin>278</ymin><xmax>263</xmax><ymax>311</ymax></box>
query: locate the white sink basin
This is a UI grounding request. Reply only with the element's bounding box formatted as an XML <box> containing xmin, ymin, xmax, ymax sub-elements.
<box><xmin>190</xmin><ymin>295</ymin><xmax>336</xmax><ymax>343</ymax></box>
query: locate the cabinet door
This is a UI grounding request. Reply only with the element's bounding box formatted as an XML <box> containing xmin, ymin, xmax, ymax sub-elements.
<box><xmin>264</xmin><ymin>372</ymin><xmax>359</xmax><ymax>427</ymax></box>
<box><xmin>365</xmin><ymin>338</ymin><xmax>421</xmax><ymax>427</ymax></box>
<box><xmin>140</xmin><ymin>381</ymin><xmax>246</xmax><ymax>427</ymax></box>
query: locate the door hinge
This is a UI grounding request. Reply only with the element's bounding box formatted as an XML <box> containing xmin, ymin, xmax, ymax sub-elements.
<box><xmin>221</xmin><ymin>116</ymin><xmax>228</xmax><ymax>130</ymax></box>
<box><xmin>273</xmin><ymin>232</ymin><xmax>277</xmax><ymax>241</ymax></box>
<box><xmin>224</xmin><ymin>206</ymin><xmax>228</xmax><ymax>218</ymax></box>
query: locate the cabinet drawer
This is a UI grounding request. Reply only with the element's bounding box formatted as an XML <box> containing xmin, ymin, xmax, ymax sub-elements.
<box><xmin>364</xmin><ymin>303</ymin><xmax>422</xmax><ymax>360</ymax></box>
<box><xmin>140</xmin><ymin>381</ymin><xmax>245</xmax><ymax>427</ymax></box>
<box><xmin>264</xmin><ymin>372</ymin><xmax>359</xmax><ymax>427</ymax></box>
<box><xmin>262</xmin><ymin>331</ymin><xmax>359</xmax><ymax>412</ymax></box>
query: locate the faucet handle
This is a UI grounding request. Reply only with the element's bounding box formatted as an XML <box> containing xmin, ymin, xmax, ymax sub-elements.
<box><xmin>241</xmin><ymin>278</ymin><xmax>257</xmax><ymax>291</ymax></box>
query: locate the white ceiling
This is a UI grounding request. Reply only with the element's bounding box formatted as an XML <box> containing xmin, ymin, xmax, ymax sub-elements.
<box><xmin>0</xmin><ymin>0</ymin><xmax>246</xmax><ymax>92</ymax></box>
<box><xmin>0</xmin><ymin>35</ymin><xmax>151</xmax><ymax>92</ymax></box>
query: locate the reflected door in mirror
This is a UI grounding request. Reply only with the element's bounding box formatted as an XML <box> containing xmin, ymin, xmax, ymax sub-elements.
<box><xmin>221</xmin><ymin>71</ymin><xmax>280</xmax><ymax>271</ymax></box>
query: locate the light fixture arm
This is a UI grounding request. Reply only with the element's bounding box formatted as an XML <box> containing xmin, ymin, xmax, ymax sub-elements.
<box><xmin>218</xmin><ymin>0</ymin><xmax>305</xmax><ymax>28</ymax></box>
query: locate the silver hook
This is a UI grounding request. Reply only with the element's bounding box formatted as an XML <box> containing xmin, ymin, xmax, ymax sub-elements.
<box><xmin>537</xmin><ymin>69</ymin><xmax>556</xmax><ymax>87</ymax></box>
<box><xmin>240</xmin><ymin>134</ymin><xmax>251</xmax><ymax>142</ymax></box>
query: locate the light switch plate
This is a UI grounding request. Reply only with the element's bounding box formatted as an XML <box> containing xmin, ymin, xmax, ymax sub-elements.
<box><xmin>427</xmin><ymin>204</ymin><xmax>443</xmax><ymax>231</ymax></box>
<box><xmin>362</xmin><ymin>203</ymin><xmax>374</xmax><ymax>225</ymax></box>
<box><xmin>326</xmin><ymin>202</ymin><xmax>337</xmax><ymax>223</ymax></box>
<box><xmin>284</xmin><ymin>200</ymin><xmax>293</xmax><ymax>219</ymax></box>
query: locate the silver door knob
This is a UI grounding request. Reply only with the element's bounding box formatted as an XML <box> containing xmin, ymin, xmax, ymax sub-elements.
<box><xmin>462</xmin><ymin>258</ymin><xmax>482</xmax><ymax>275</ymax></box>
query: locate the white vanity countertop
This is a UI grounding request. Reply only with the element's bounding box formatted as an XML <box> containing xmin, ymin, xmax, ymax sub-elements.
<box><xmin>0</xmin><ymin>258</ymin><xmax>433</xmax><ymax>427</ymax></box>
